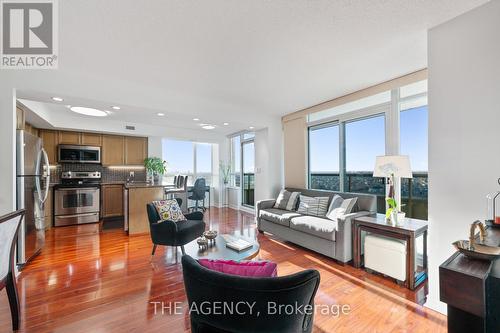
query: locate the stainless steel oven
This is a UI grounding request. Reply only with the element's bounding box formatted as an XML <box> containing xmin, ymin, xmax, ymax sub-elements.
<box><xmin>58</xmin><ymin>145</ymin><xmax>101</xmax><ymax>164</ymax></box>
<box><xmin>54</xmin><ymin>171</ymin><xmax>101</xmax><ymax>227</ymax></box>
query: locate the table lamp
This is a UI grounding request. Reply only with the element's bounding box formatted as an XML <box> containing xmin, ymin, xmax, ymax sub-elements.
<box><xmin>373</xmin><ymin>155</ymin><xmax>412</xmax><ymax>220</ymax></box>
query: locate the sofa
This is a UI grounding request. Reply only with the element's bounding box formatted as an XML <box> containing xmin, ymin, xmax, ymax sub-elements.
<box><xmin>256</xmin><ymin>188</ymin><xmax>377</xmax><ymax>263</ymax></box>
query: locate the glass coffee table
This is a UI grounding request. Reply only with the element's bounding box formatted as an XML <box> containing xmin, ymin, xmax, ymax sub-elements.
<box><xmin>183</xmin><ymin>234</ymin><xmax>260</xmax><ymax>261</ymax></box>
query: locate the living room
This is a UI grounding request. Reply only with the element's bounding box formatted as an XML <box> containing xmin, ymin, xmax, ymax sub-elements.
<box><xmin>1</xmin><ymin>1</ymin><xmax>499</xmax><ymax>332</ymax></box>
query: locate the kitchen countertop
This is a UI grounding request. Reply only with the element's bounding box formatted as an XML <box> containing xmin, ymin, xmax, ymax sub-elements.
<box><xmin>123</xmin><ymin>182</ymin><xmax>173</xmax><ymax>189</ymax></box>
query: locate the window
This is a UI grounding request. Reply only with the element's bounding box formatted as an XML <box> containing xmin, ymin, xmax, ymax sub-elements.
<box><xmin>196</xmin><ymin>143</ymin><xmax>213</xmax><ymax>183</ymax></box>
<box><xmin>163</xmin><ymin>139</ymin><xmax>194</xmax><ymax>175</ymax></box>
<box><xmin>307</xmin><ymin>79</ymin><xmax>428</xmax><ymax>219</ymax></box>
<box><xmin>345</xmin><ymin>115</ymin><xmax>386</xmax><ymax>213</ymax></box>
<box><xmin>242</xmin><ymin>141</ymin><xmax>255</xmax><ymax>206</ymax></box>
<box><xmin>308</xmin><ymin>124</ymin><xmax>340</xmax><ymax>191</ymax></box>
<box><xmin>162</xmin><ymin>139</ymin><xmax>213</xmax><ymax>185</ymax></box>
<box><xmin>400</xmin><ymin>106</ymin><xmax>428</xmax><ymax>220</ymax></box>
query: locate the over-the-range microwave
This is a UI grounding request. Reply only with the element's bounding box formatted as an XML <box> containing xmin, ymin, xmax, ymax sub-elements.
<box><xmin>58</xmin><ymin>145</ymin><xmax>101</xmax><ymax>164</ymax></box>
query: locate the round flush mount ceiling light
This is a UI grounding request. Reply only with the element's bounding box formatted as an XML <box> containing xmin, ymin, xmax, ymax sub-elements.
<box><xmin>202</xmin><ymin>125</ymin><xmax>215</xmax><ymax>130</ymax></box>
<box><xmin>157</xmin><ymin>113</ymin><xmax>165</xmax><ymax>116</ymax></box>
<box><xmin>52</xmin><ymin>97</ymin><xmax>63</xmax><ymax>102</ymax></box>
<box><xmin>70</xmin><ymin>106</ymin><xmax>108</xmax><ymax>117</ymax></box>
<box><xmin>111</xmin><ymin>106</ymin><xmax>121</xmax><ymax>110</ymax></box>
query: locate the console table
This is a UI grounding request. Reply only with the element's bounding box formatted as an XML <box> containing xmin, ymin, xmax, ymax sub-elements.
<box><xmin>439</xmin><ymin>226</ymin><xmax>500</xmax><ymax>333</ymax></box>
<box><xmin>352</xmin><ymin>214</ymin><xmax>428</xmax><ymax>290</ymax></box>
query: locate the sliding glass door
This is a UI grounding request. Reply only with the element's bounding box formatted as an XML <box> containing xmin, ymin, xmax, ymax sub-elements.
<box><xmin>242</xmin><ymin>141</ymin><xmax>255</xmax><ymax>207</ymax></box>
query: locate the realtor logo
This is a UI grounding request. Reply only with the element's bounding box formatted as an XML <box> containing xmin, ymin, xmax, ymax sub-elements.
<box><xmin>1</xmin><ymin>0</ymin><xmax>58</xmax><ymax>69</ymax></box>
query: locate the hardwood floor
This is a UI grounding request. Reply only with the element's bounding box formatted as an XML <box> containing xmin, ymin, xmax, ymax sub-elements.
<box><xmin>0</xmin><ymin>208</ymin><xmax>446</xmax><ymax>332</ymax></box>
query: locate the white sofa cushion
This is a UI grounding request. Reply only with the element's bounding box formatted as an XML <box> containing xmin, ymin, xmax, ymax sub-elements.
<box><xmin>290</xmin><ymin>215</ymin><xmax>337</xmax><ymax>241</ymax></box>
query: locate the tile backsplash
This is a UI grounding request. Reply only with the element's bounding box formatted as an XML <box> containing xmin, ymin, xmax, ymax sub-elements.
<box><xmin>52</xmin><ymin>164</ymin><xmax>147</xmax><ymax>183</ymax></box>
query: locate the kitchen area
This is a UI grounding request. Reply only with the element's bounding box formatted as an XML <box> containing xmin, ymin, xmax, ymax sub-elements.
<box><xmin>15</xmin><ymin>104</ymin><xmax>169</xmax><ymax>267</ymax></box>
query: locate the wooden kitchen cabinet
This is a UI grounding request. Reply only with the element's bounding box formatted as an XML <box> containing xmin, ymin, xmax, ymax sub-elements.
<box><xmin>102</xmin><ymin>135</ymin><xmax>125</xmax><ymax>165</ymax></box>
<box><xmin>39</xmin><ymin>130</ymin><xmax>58</xmax><ymax>164</ymax></box>
<box><xmin>81</xmin><ymin>132</ymin><xmax>102</xmax><ymax>146</ymax></box>
<box><xmin>58</xmin><ymin>131</ymin><xmax>81</xmax><ymax>145</ymax></box>
<box><xmin>125</xmin><ymin>137</ymin><xmax>148</xmax><ymax>165</ymax></box>
<box><xmin>102</xmin><ymin>185</ymin><xmax>124</xmax><ymax>218</ymax></box>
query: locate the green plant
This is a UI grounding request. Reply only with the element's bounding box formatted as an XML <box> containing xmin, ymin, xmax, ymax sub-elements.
<box><xmin>219</xmin><ymin>161</ymin><xmax>231</xmax><ymax>184</ymax></box>
<box><xmin>385</xmin><ymin>197</ymin><xmax>397</xmax><ymax>219</ymax></box>
<box><xmin>144</xmin><ymin>157</ymin><xmax>167</xmax><ymax>175</ymax></box>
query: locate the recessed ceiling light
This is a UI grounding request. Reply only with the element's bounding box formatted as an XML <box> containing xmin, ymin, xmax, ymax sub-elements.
<box><xmin>111</xmin><ymin>106</ymin><xmax>121</xmax><ymax>110</ymax></box>
<box><xmin>157</xmin><ymin>113</ymin><xmax>165</xmax><ymax>116</ymax></box>
<box><xmin>202</xmin><ymin>125</ymin><xmax>215</xmax><ymax>130</ymax></box>
<box><xmin>249</xmin><ymin>126</ymin><xmax>255</xmax><ymax>129</ymax></box>
<box><xmin>193</xmin><ymin>118</ymin><xmax>200</xmax><ymax>121</ymax></box>
<box><xmin>105</xmin><ymin>110</ymin><xmax>113</xmax><ymax>115</ymax></box>
<box><xmin>223</xmin><ymin>122</ymin><xmax>229</xmax><ymax>126</ymax></box>
<box><xmin>52</xmin><ymin>97</ymin><xmax>63</xmax><ymax>102</ymax></box>
<box><xmin>70</xmin><ymin>106</ymin><xmax>108</xmax><ymax>117</ymax></box>
<box><xmin>65</xmin><ymin>105</ymin><xmax>71</xmax><ymax>108</ymax></box>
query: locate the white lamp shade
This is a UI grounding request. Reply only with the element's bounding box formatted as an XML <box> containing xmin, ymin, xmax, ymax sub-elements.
<box><xmin>373</xmin><ymin>155</ymin><xmax>412</xmax><ymax>178</ymax></box>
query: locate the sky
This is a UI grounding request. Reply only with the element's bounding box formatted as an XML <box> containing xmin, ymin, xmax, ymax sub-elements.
<box><xmin>162</xmin><ymin>139</ymin><xmax>212</xmax><ymax>174</ymax></box>
<box><xmin>310</xmin><ymin>106</ymin><xmax>428</xmax><ymax>173</ymax></box>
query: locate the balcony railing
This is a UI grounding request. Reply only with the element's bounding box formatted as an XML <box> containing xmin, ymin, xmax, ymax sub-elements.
<box><xmin>242</xmin><ymin>173</ymin><xmax>255</xmax><ymax>206</ymax></box>
<box><xmin>310</xmin><ymin>172</ymin><xmax>428</xmax><ymax>220</ymax></box>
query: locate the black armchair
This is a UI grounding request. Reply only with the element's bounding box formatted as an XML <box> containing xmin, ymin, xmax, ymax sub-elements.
<box><xmin>147</xmin><ymin>198</ymin><xmax>205</xmax><ymax>257</ymax></box>
<box><xmin>182</xmin><ymin>255</ymin><xmax>321</xmax><ymax>333</ymax></box>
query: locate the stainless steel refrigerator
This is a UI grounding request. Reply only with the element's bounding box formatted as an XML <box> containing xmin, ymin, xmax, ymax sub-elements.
<box><xmin>16</xmin><ymin>130</ymin><xmax>50</xmax><ymax>267</ymax></box>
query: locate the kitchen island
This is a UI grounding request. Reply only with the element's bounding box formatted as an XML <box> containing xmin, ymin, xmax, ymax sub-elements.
<box><xmin>124</xmin><ymin>182</ymin><xmax>171</xmax><ymax>235</ymax></box>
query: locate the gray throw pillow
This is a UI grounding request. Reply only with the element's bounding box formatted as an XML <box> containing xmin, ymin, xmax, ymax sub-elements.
<box><xmin>340</xmin><ymin>197</ymin><xmax>358</xmax><ymax>214</ymax></box>
<box><xmin>297</xmin><ymin>195</ymin><xmax>329</xmax><ymax>216</ymax></box>
<box><xmin>274</xmin><ymin>190</ymin><xmax>300</xmax><ymax>211</ymax></box>
<box><xmin>326</xmin><ymin>195</ymin><xmax>343</xmax><ymax>214</ymax></box>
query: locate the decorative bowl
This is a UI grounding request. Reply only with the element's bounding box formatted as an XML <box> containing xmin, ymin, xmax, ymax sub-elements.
<box><xmin>452</xmin><ymin>240</ymin><xmax>500</xmax><ymax>261</ymax></box>
<box><xmin>203</xmin><ymin>230</ymin><xmax>218</xmax><ymax>241</ymax></box>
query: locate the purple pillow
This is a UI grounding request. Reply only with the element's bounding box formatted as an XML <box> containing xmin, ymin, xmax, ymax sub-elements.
<box><xmin>198</xmin><ymin>259</ymin><xmax>277</xmax><ymax>277</ymax></box>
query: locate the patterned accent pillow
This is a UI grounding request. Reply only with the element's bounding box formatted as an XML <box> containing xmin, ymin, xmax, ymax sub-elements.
<box><xmin>297</xmin><ymin>195</ymin><xmax>330</xmax><ymax>216</ymax></box>
<box><xmin>274</xmin><ymin>190</ymin><xmax>301</xmax><ymax>211</ymax></box>
<box><xmin>152</xmin><ymin>199</ymin><xmax>186</xmax><ymax>222</ymax></box>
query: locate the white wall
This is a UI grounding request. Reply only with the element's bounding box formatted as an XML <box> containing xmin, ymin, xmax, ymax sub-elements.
<box><xmin>255</xmin><ymin>117</ymin><xmax>283</xmax><ymax>203</ymax></box>
<box><xmin>427</xmin><ymin>0</ymin><xmax>500</xmax><ymax>313</ymax></box>
<box><xmin>0</xmin><ymin>88</ymin><xmax>16</xmax><ymax>215</ymax></box>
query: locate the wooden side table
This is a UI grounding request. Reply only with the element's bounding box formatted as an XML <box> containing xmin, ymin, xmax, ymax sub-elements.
<box><xmin>352</xmin><ymin>214</ymin><xmax>428</xmax><ymax>290</ymax></box>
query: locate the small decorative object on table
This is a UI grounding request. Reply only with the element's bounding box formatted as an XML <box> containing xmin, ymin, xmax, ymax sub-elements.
<box><xmin>373</xmin><ymin>155</ymin><xmax>412</xmax><ymax>225</ymax></box>
<box><xmin>197</xmin><ymin>237</ymin><xmax>208</xmax><ymax>250</ymax></box>
<box><xmin>486</xmin><ymin>177</ymin><xmax>500</xmax><ymax>227</ymax></box>
<box><xmin>203</xmin><ymin>230</ymin><xmax>218</xmax><ymax>245</ymax></box>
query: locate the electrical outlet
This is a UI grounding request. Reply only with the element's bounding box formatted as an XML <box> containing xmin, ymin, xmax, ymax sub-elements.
<box><xmin>129</xmin><ymin>171</ymin><xmax>135</xmax><ymax>178</ymax></box>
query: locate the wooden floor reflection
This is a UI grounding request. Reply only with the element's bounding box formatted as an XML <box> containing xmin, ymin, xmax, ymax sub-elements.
<box><xmin>0</xmin><ymin>208</ymin><xmax>446</xmax><ymax>332</ymax></box>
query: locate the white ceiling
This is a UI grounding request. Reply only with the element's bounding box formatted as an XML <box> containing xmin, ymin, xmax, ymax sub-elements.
<box><xmin>12</xmin><ymin>0</ymin><xmax>488</xmax><ymax>134</ymax></box>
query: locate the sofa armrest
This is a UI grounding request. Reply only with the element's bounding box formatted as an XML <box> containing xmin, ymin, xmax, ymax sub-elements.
<box><xmin>334</xmin><ymin>211</ymin><xmax>371</xmax><ymax>263</ymax></box>
<box><xmin>255</xmin><ymin>199</ymin><xmax>276</xmax><ymax>228</ymax></box>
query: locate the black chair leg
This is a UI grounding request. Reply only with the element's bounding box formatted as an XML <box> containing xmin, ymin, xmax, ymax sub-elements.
<box><xmin>6</xmin><ymin>272</ymin><xmax>19</xmax><ymax>331</ymax></box>
<box><xmin>181</xmin><ymin>246</ymin><xmax>186</xmax><ymax>255</ymax></box>
<box><xmin>151</xmin><ymin>244</ymin><xmax>157</xmax><ymax>256</ymax></box>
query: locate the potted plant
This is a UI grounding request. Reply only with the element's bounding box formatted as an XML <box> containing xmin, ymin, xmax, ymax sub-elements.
<box><xmin>386</xmin><ymin>197</ymin><xmax>406</xmax><ymax>225</ymax></box>
<box><xmin>219</xmin><ymin>161</ymin><xmax>231</xmax><ymax>185</ymax></box>
<box><xmin>144</xmin><ymin>157</ymin><xmax>167</xmax><ymax>184</ymax></box>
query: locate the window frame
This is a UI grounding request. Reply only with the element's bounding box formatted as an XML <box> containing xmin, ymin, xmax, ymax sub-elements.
<box><xmin>307</xmin><ymin>80</ymin><xmax>428</xmax><ymax>218</ymax></box>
